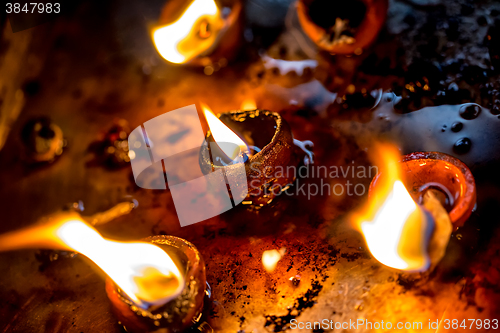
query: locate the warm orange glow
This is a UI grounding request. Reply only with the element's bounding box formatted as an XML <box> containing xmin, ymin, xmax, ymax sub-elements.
<box><xmin>0</xmin><ymin>214</ymin><xmax>184</xmax><ymax>308</ymax></box>
<box><xmin>262</xmin><ymin>248</ymin><xmax>285</xmax><ymax>272</ymax></box>
<box><xmin>152</xmin><ymin>0</ymin><xmax>224</xmax><ymax>64</ymax></box>
<box><xmin>240</xmin><ymin>98</ymin><xmax>257</xmax><ymax>110</ymax></box>
<box><xmin>354</xmin><ymin>145</ymin><xmax>432</xmax><ymax>272</ymax></box>
<box><xmin>202</xmin><ymin>103</ymin><xmax>248</xmax><ymax>160</ymax></box>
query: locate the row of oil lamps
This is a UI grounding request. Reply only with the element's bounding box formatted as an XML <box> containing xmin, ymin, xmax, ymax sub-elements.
<box><xmin>0</xmin><ymin>0</ymin><xmax>478</xmax><ymax>332</ymax></box>
<box><xmin>151</xmin><ymin>0</ymin><xmax>389</xmax><ymax>65</ymax></box>
<box><xmin>0</xmin><ymin>104</ymin><xmax>476</xmax><ymax>333</ymax></box>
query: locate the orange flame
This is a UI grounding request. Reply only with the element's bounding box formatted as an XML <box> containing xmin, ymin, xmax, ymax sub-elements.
<box><xmin>152</xmin><ymin>0</ymin><xmax>224</xmax><ymax>64</ymax></box>
<box><xmin>262</xmin><ymin>248</ymin><xmax>286</xmax><ymax>272</ymax></box>
<box><xmin>201</xmin><ymin>103</ymin><xmax>248</xmax><ymax>160</ymax></box>
<box><xmin>354</xmin><ymin>144</ymin><xmax>432</xmax><ymax>271</ymax></box>
<box><xmin>240</xmin><ymin>98</ymin><xmax>257</xmax><ymax>111</ymax></box>
<box><xmin>0</xmin><ymin>213</ymin><xmax>184</xmax><ymax>308</ymax></box>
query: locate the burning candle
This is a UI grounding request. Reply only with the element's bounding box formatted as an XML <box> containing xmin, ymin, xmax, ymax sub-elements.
<box><xmin>296</xmin><ymin>0</ymin><xmax>388</xmax><ymax>54</ymax></box>
<box><xmin>354</xmin><ymin>145</ymin><xmax>476</xmax><ymax>272</ymax></box>
<box><xmin>0</xmin><ymin>208</ymin><xmax>206</xmax><ymax>333</ymax></box>
<box><xmin>152</xmin><ymin>0</ymin><xmax>242</xmax><ymax>66</ymax></box>
<box><xmin>199</xmin><ymin>104</ymin><xmax>314</xmax><ymax>209</ymax></box>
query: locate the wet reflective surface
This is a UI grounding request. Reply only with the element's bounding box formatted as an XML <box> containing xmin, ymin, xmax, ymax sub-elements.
<box><xmin>1</xmin><ymin>0</ymin><xmax>500</xmax><ymax>332</ymax></box>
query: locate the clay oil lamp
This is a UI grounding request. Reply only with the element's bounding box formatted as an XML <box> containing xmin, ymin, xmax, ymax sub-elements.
<box><xmin>199</xmin><ymin>103</ymin><xmax>314</xmax><ymax>209</ymax></box>
<box><xmin>296</xmin><ymin>0</ymin><xmax>388</xmax><ymax>55</ymax></box>
<box><xmin>353</xmin><ymin>144</ymin><xmax>476</xmax><ymax>272</ymax></box>
<box><xmin>106</xmin><ymin>235</ymin><xmax>206</xmax><ymax>333</ymax></box>
<box><xmin>392</xmin><ymin>151</ymin><xmax>476</xmax><ymax>228</ymax></box>
<box><xmin>0</xmin><ymin>208</ymin><xmax>206</xmax><ymax>333</ymax></box>
<box><xmin>21</xmin><ymin>117</ymin><xmax>66</xmax><ymax>164</ymax></box>
<box><xmin>152</xmin><ymin>0</ymin><xmax>242</xmax><ymax>67</ymax></box>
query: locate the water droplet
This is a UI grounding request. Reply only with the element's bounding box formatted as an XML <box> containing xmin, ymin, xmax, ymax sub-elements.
<box><xmin>451</xmin><ymin>122</ymin><xmax>463</xmax><ymax>132</ymax></box>
<box><xmin>453</xmin><ymin>137</ymin><xmax>472</xmax><ymax>154</ymax></box>
<box><xmin>459</xmin><ymin>104</ymin><xmax>481</xmax><ymax>120</ymax></box>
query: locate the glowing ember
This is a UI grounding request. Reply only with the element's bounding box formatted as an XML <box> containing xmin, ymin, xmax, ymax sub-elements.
<box><xmin>354</xmin><ymin>145</ymin><xmax>434</xmax><ymax>272</ymax></box>
<box><xmin>202</xmin><ymin>103</ymin><xmax>249</xmax><ymax>160</ymax></box>
<box><xmin>240</xmin><ymin>98</ymin><xmax>257</xmax><ymax>110</ymax></box>
<box><xmin>262</xmin><ymin>248</ymin><xmax>286</xmax><ymax>272</ymax></box>
<box><xmin>152</xmin><ymin>0</ymin><xmax>224</xmax><ymax>64</ymax></box>
<box><xmin>0</xmin><ymin>214</ymin><xmax>184</xmax><ymax>308</ymax></box>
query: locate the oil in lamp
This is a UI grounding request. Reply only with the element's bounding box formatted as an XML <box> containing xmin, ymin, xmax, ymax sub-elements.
<box><xmin>199</xmin><ymin>103</ymin><xmax>314</xmax><ymax>209</ymax></box>
<box><xmin>0</xmin><ymin>206</ymin><xmax>206</xmax><ymax>333</ymax></box>
<box><xmin>354</xmin><ymin>144</ymin><xmax>476</xmax><ymax>272</ymax></box>
<box><xmin>152</xmin><ymin>0</ymin><xmax>243</xmax><ymax>66</ymax></box>
<box><xmin>296</xmin><ymin>0</ymin><xmax>388</xmax><ymax>55</ymax></box>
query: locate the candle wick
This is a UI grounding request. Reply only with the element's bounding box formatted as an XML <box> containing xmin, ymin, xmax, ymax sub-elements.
<box><xmin>85</xmin><ymin>201</ymin><xmax>138</xmax><ymax>226</ymax></box>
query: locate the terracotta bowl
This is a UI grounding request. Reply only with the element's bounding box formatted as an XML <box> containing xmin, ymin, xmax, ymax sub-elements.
<box><xmin>297</xmin><ymin>0</ymin><xmax>388</xmax><ymax>54</ymax></box>
<box><xmin>199</xmin><ymin>109</ymin><xmax>302</xmax><ymax>208</ymax></box>
<box><xmin>106</xmin><ymin>236</ymin><xmax>206</xmax><ymax>333</ymax></box>
<box><xmin>369</xmin><ymin>151</ymin><xmax>476</xmax><ymax>228</ymax></box>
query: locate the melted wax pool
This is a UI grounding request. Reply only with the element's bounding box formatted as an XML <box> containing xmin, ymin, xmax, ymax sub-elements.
<box><xmin>332</xmin><ymin>92</ymin><xmax>500</xmax><ymax>172</ymax></box>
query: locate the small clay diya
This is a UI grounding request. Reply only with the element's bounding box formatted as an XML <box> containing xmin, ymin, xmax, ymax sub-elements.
<box><xmin>369</xmin><ymin>151</ymin><xmax>476</xmax><ymax>228</ymax></box>
<box><xmin>106</xmin><ymin>236</ymin><xmax>206</xmax><ymax>333</ymax></box>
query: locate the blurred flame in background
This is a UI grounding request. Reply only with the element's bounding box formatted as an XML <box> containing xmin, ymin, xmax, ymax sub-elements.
<box><xmin>262</xmin><ymin>248</ymin><xmax>286</xmax><ymax>273</ymax></box>
<box><xmin>152</xmin><ymin>0</ymin><xmax>224</xmax><ymax>64</ymax></box>
<box><xmin>240</xmin><ymin>98</ymin><xmax>257</xmax><ymax>110</ymax></box>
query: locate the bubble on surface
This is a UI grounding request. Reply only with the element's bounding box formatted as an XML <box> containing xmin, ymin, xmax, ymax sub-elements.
<box><xmin>451</xmin><ymin>122</ymin><xmax>463</xmax><ymax>132</ymax></box>
<box><xmin>459</xmin><ymin>104</ymin><xmax>481</xmax><ymax>120</ymax></box>
<box><xmin>453</xmin><ymin>137</ymin><xmax>472</xmax><ymax>154</ymax></box>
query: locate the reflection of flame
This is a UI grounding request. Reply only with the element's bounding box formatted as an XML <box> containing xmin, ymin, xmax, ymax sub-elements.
<box><xmin>262</xmin><ymin>248</ymin><xmax>286</xmax><ymax>272</ymax></box>
<box><xmin>355</xmin><ymin>145</ymin><xmax>431</xmax><ymax>272</ymax></box>
<box><xmin>152</xmin><ymin>0</ymin><xmax>223</xmax><ymax>64</ymax></box>
<box><xmin>240</xmin><ymin>98</ymin><xmax>257</xmax><ymax>110</ymax></box>
<box><xmin>201</xmin><ymin>103</ymin><xmax>248</xmax><ymax>160</ymax></box>
<box><xmin>0</xmin><ymin>214</ymin><xmax>184</xmax><ymax>308</ymax></box>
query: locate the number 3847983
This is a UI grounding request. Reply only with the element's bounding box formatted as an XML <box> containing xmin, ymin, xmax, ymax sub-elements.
<box><xmin>6</xmin><ymin>3</ymin><xmax>60</xmax><ymax>14</ymax></box>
